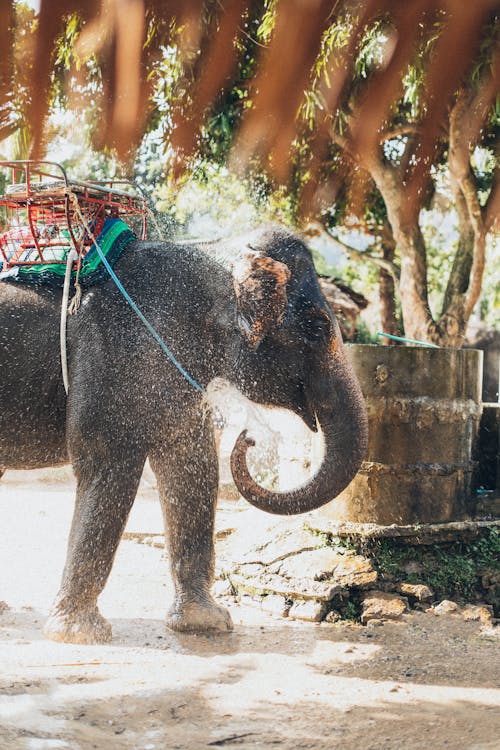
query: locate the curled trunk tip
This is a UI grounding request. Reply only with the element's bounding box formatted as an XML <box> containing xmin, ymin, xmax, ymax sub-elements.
<box><xmin>230</xmin><ymin>373</ymin><xmax>368</xmax><ymax>516</ymax></box>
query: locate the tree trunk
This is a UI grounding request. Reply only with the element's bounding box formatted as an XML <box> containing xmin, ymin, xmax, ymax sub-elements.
<box><xmin>378</xmin><ymin>228</ymin><xmax>400</xmax><ymax>340</ymax></box>
<box><xmin>369</xmin><ymin>161</ymin><xmax>440</xmax><ymax>342</ymax></box>
<box><xmin>368</xmin><ymin>134</ymin><xmax>488</xmax><ymax>348</ymax></box>
<box><xmin>440</xmin><ymin>91</ymin><xmax>488</xmax><ymax>347</ymax></box>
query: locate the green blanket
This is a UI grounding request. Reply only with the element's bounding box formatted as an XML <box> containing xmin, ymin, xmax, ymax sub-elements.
<box><xmin>1</xmin><ymin>218</ymin><xmax>136</xmax><ymax>288</ymax></box>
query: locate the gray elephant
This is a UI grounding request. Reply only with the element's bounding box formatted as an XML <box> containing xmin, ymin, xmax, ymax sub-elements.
<box><xmin>0</xmin><ymin>224</ymin><xmax>368</xmax><ymax>643</ymax></box>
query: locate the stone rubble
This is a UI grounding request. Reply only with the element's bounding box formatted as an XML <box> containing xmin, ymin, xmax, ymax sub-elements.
<box><xmin>427</xmin><ymin>600</ymin><xmax>495</xmax><ymax>626</ymax></box>
<box><xmin>220</xmin><ymin>524</ymin><xmax>381</xmax><ymax>621</ymax></box>
<box><xmin>395</xmin><ymin>582</ymin><xmax>434</xmax><ymax>601</ymax></box>
<box><xmin>260</xmin><ymin>594</ymin><xmax>290</xmax><ymax>618</ymax></box>
<box><xmin>361</xmin><ymin>591</ymin><xmax>409</xmax><ymax>624</ymax></box>
<box><xmin>288</xmin><ymin>599</ymin><xmax>328</xmax><ymax>622</ymax></box>
<box><xmin>432</xmin><ymin>600</ymin><xmax>460</xmax><ymax>615</ymax></box>
<box><xmin>461</xmin><ymin>604</ymin><xmax>494</xmax><ymax>625</ymax></box>
<box><xmin>217</xmin><ymin>521</ymin><xmax>499</xmax><ymax>625</ymax></box>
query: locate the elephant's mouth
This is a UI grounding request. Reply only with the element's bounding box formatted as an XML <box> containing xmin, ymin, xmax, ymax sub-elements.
<box><xmin>294</xmin><ymin>383</ymin><xmax>318</xmax><ymax>433</ymax></box>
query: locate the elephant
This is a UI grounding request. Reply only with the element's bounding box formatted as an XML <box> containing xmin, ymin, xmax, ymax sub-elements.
<box><xmin>0</xmin><ymin>224</ymin><xmax>368</xmax><ymax>643</ymax></box>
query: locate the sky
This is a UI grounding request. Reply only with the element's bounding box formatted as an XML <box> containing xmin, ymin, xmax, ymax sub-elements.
<box><xmin>23</xmin><ymin>0</ymin><xmax>40</xmax><ymax>11</ymax></box>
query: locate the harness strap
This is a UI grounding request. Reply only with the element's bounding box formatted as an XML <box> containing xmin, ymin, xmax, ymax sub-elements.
<box><xmin>67</xmin><ymin>192</ymin><xmax>204</xmax><ymax>394</ymax></box>
<box><xmin>60</xmin><ymin>248</ymin><xmax>77</xmax><ymax>394</ymax></box>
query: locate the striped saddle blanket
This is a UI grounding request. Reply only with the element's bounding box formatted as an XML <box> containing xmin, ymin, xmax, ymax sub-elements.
<box><xmin>0</xmin><ymin>218</ymin><xmax>136</xmax><ymax>288</ymax></box>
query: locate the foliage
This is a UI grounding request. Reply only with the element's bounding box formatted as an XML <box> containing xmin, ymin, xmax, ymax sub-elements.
<box><xmin>154</xmin><ymin>160</ymin><xmax>294</xmax><ymax>239</ymax></box>
<box><xmin>420</xmin><ymin>159</ymin><xmax>500</xmax><ymax>327</ymax></box>
<box><xmin>4</xmin><ymin>3</ymin><xmax>498</xmax><ymax>341</ymax></box>
<box><xmin>193</xmin><ymin>6</ymin><xmax>499</xmax><ymax>344</ymax></box>
<box><xmin>1</xmin><ymin>2</ymin><xmax>38</xmax><ymax>150</ymax></box>
<box><xmin>338</xmin><ymin>598</ymin><xmax>362</xmax><ymax>621</ymax></box>
<box><xmin>367</xmin><ymin>529</ymin><xmax>500</xmax><ymax>604</ymax></box>
<box><xmin>480</xmin><ymin>236</ymin><xmax>500</xmax><ymax>328</ymax></box>
<box><xmin>352</xmin><ymin>320</ymin><xmax>380</xmax><ymax>344</ymax></box>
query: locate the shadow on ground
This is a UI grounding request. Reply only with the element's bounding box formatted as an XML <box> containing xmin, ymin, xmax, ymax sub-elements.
<box><xmin>1</xmin><ymin>603</ymin><xmax>499</xmax><ymax>750</ymax></box>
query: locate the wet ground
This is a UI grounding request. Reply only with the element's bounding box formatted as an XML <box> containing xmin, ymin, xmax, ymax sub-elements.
<box><xmin>1</xmin><ymin>469</ymin><xmax>499</xmax><ymax>750</ymax></box>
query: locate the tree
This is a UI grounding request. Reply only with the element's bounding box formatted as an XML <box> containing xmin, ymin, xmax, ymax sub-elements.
<box><xmin>1</xmin><ymin>1</ymin><xmax>497</xmax><ymax>218</ymax></box>
<box><xmin>1</xmin><ymin>1</ymin><xmax>498</xmax><ymax>347</ymax></box>
<box><xmin>325</xmin><ymin>28</ymin><xmax>499</xmax><ymax>346</ymax></box>
<box><xmin>197</xmin><ymin>6</ymin><xmax>499</xmax><ymax>346</ymax></box>
<box><xmin>0</xmin><ymin>2</ymin><xmax>38</xmax><ymax>157</ymax></box>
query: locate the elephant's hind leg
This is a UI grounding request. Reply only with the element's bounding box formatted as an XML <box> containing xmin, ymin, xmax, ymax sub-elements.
<box><xmin>44</xmin><ymin>440</ymin><xmax>146</xmax><ymax>644</ymax></box>
<box><xmin>150</xmin><ymin>413</ymin><xmax>233</xmax><ymax>634</ymax></box>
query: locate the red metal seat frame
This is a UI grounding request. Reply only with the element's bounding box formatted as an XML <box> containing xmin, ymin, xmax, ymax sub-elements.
<box><xmin>0</xmin><ymin>161</ymin><xmax>147</xmax><ymax>270</ymax></box>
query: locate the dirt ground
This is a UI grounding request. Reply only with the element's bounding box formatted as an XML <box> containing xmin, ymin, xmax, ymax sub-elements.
<box><xmin>1</xmin><ymin>469</ymin><xmax>499</xmax><ymax>750</ymax></box>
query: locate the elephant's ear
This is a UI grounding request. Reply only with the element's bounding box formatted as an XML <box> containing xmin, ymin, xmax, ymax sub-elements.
<box><xmin>232</xmin><ymin>245</ymin><xmax>291</xmax><ymax>349</ymax></box>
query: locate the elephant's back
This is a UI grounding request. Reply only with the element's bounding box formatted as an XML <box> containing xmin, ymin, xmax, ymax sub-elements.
<box><xmin>0</xmin><ymin>280</ymin><xmax>67</xmax><ymax>469</ymax></box>
<box><xmin>0</xmin><ymin>281</ymin><xmax>61</xmax><ymax>360</ymax></box>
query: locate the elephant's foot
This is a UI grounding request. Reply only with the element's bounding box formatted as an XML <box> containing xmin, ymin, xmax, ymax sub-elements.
<box><xmin>44</xmin><ymin>604</ymin><xmax>112</xmax><ymax>644</ymax></box>
<box><xmin>166</xmin><ymin>596</ymin><xmax>233</xmax><ymax>633</ymax></box>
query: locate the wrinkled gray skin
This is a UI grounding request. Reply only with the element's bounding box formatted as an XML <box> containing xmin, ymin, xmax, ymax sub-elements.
<box><xmin>0</xmin><ymin>225</ymin><xmax>367</xmax><ymax>643</ymax></box>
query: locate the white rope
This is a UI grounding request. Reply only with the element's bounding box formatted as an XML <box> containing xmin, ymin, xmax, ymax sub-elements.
<box><xmin>60</xmin><ymin>247</ymin><xmax>78</xmax><ymax>395</ymax></box>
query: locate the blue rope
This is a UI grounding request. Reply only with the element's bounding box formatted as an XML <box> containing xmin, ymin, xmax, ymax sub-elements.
<box><xmin>92</xmin><ymin>237</ymin><xmax>205</xmax><ymax>393</ymax></box>
<box><xmin>376</xmin><ymin>331</ymin><xmax>440</xmax><ymax>348</ymax></box>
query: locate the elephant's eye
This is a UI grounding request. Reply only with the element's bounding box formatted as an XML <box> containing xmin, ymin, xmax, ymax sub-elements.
<box><xmin>303</xmin><ymin>312</ymin><xmax>333</xmax><ymax>343</ymax></box>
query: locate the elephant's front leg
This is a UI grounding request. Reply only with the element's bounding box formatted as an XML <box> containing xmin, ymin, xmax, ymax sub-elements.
<box><xmin>151</xmin><ymin>415</ymin><xmax>233</xmax><ymax>633</ymax></box>
<box><xmin>44</xmin><ymin>441</ymin><xmax>146</xmax><ymax>644</ymax></box>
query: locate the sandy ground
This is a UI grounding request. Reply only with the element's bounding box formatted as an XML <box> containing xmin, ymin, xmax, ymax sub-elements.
<box><xmin>1</xmin><ymin>469</ymin><xmax>499</xmax><ymax>750</ymax></box>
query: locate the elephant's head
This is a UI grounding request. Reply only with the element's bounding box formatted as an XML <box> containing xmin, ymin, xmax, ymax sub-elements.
<box><xmin>220</xmin><ymin>225</ymin><xmax>368</xmax><ymax>516</ymax></box>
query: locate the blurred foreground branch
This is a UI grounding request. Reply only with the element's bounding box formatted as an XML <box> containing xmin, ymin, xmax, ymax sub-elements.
<box><xmin>0</xmin><ymin>0</ymin><xmax>498</xmax><ymax>225</ymax></box>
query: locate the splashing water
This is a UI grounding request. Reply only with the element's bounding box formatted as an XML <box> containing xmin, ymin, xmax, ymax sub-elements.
<box><xmin>205</xmin><ymin>378</ymin><xmax>323</xmax><ymax>491</ymax></box>
<box><xmin>205</xmin><ymin>378</ymin><xmax>280</xmax><ymax>441</ymax></box>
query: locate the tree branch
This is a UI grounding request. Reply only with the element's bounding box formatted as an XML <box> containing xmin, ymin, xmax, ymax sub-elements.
<box><xmin>379</xmin><ymin>124</ymin><xmax>419</xmax><ymax>143</ymax></box>
<box><xmin>483</xmin><ymin>166</ymin><xmax>500</xmax><ymax>234</ymax></box>
<box><xmin>328</xmin><ymin>127</ymin><xmax>352</xmax><ymax>157</ymax></box>
<box><xmin>447</xmin><ymin>90</ymin><xmax>487</xmax><ymax>319</ymax></box>
<box><xmin>304</xmin><ymin>220</ymin><xmax>400</xmax><ymax>281</ymax></box>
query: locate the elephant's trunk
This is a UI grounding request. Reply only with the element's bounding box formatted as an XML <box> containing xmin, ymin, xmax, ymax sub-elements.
<box><xmin>230</xmin><ymin>357</ymin><xmax>368</xmax><ymax>515</ymax></box>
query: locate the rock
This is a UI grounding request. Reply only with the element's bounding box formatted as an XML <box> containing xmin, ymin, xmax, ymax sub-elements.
<box><xmin>433</xmin><ymin>600</ymin><xmax>459</xmax><ymax>615</ymax></box>
<box><xmin>396</xmin><ymin>582</ymin><xmax>433</xmax><ymax>601</ymax></box>
<box><xmin>334</xmin><ymin>555</ymin><xmax>378</xmax><ymax>589</ymax></box>
<box><xmin>239</xmin><ymin>594</ymin><xmax>264</xmax><ymax>610</ymax></box>
<box><xmin>275</xmin><ymin>548</ymin><xmax>377</xmax><ymax>590</ymax></box>
<box><xmin>309</xmin><ymin>517</ymin><xmax>500</xmax><ymax>545</ymax></box>
<box><xmin>261</xmin><ymin>595</ymin><xmax>290</xmax><ymax>618</ymax></box>
<box><xmin>272</xmin><ymin>547</ymin><xmax>342</xmax><ymax>578</ymax></box>
<box><xmin>480</xmin><ymin>569</ymin><xmax>500</xmax><ymax>614</ymax></box>
<box><xmin>462</xmin><ymin>604</ymin><xmax>494</xmax><ymax>624</ymax></box>
<box><xmin>324</xmin><ymin>610</ymin><xmax>341</xmax><ymax>623</ymax></box>
<box><xmin>288</xmin><ymin>599</ymin><xmax>328</xmax><ymax>622</ymax></box>
<box><xmin>234</xmin><ymin>563</ymin><xmax>266</xmax><ymax>579</ymax></box>
<box><xmin>366</xmin><ymin>618</ymin><xmax>385</xmax><ymax>628</ymax></box>
<box><xmin>240</xmin><ymin>525</ymin><xmax>318</xmax><ymax>566</ymax></box>
<box><xmin>361</xmin><ymin>591</ymin><xmax>409</xmax><ymax>624</ymax></box>
<box><xmin>479</xmin><ymin>624</ymin><xmax>499</xmax><ymax>639</ymax></box>
<box><xmin>228</xmin><ymin>543</ymin><xmax>377</xmax><ymax>603</ymax></box>
<box><xmin>0</xmin><ymin>601</ymin><xmax>9</xmax><ymax>613</ymax></box>
<box><xmin>232</xmin><ymin>570</ymin><xmax>342</xmax><ymax>601</ymax></box>
<box><xmin>237</xmin><ymin>592</ymin><xmax>290</xmax><ymax>616</ymax></box>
